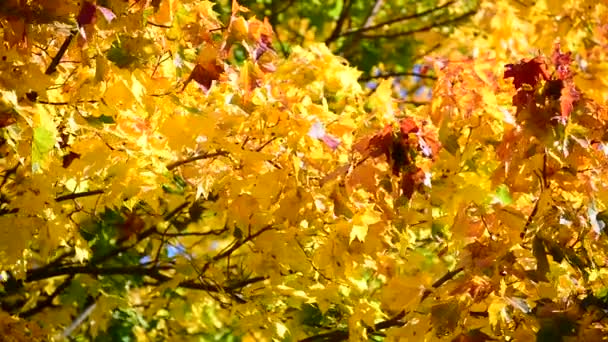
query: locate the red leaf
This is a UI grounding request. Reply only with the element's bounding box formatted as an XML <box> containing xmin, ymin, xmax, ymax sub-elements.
<box><xmin>189</xmin><ymin>62</ymin><xmax>224</xmax><ymax>91</ymax></box>
<box><xmin>367</xmin><ymin>125</ymin><xmax>393</xmax><ymax>159</ymax></box>
<box><xmin>560</xmin><ymin>79</ymin><xmax>580</xmax><ymax>119</ymax></box>
<box><xmin>121</xmin><ymin>211</ymin><xmax>146</xmax><ymax>239</ymax></box>
<box><xmin>551</xmin><ymin>43</ymin><xmax>573</xmax><ymax>81</ymax></box>
<box><xmin>62</xmin><ymin>151</ymin><xmax>81</xmax><ymax>168</ymax></box>
<box><xmin>77</xmin><ymin>1</ymin><xmax>97</xmax><ymax>27</ymax></box>
<box><xmin>401</xmin><ymin>167</ymin><xmax>425</xmax><ymax>199</ymax></box>
<box><xmin>504</xmin><ymin>57</ymin><xmax>550</xmax><ymax>89</ymax></box>
<box><xmin>399</xmin><ymin>117</ymin><xmax>418</xmax><ymax>135</ymax></box>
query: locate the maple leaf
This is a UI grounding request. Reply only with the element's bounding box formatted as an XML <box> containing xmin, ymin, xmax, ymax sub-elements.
<box><xmin>189</xmin><ymin>62</ymin><xmax>224</xmax><ymax>91</ymax></box>
<box><xmin>185</xmin><ymin>43</ymin><xmax>225</xmax><ymax>91</ymax></box>
<box><xmin>401</xmin><ymin>167</ymin><xmax>425</xmax><ymax>199</ymax></box>
<box><xmin>366</xmin><ymin>124</ymin><xmax>394</xmax><ymax>159</ymax></box>
<box><xmin>249</xmin><ymin>18</ymin><xmax>275</xmax><ymax>61</ymax></box>
<box><xmin>399</xmin><ymin>117</ymin><xmax>419</xmax><ymax>135</ymax></box>
<box><xmin>3</xmin><ymin>1</ymin><xmax>608</xmax><ymax>340</ymax></box>
<box><xmin>551</xmin><ymin>43</ymin><xmax>573</xmax><ymax>81</ymax></box>
<box><xmin>504</xmin><ymin>56</ymin><xmax>550</xmax><ymax>89</ymax></box>
<box><xmin>560</xmin><ymin>79</ymin><xmax>580</xmax><ymax>119</ymax></box>
<box><xmin>120</xmin><ymin>211</ymin><xmax>146</xmax><ymax>240</ymax></box>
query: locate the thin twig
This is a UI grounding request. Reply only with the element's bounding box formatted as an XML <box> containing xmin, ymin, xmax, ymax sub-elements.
<box><xmin>37</xmin><ymin>99</ymin><xmax>98</xmax><ymax>105</ymax></box>
<box><xmin>158</xmin><ymin>229</ymin><xmax>228</xmax><ymax>237</ymax></box>
<box><xmin>200</xmin><ymin>225</ymin><xmax>275</xmax><ymax>275</ymax></box>
<box><xmin>360</xmin><ymin>71</ymin><xmax>437</xmax><ymax>82</ymax></box>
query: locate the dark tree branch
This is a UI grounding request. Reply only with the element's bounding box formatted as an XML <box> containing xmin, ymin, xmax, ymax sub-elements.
<box><xmin>26</xmin><ymin>265</ymin><xmax>174</xmax><ymax>282</ymax></box>
<box><xmin>399</xmin><ymin>100</ymin><xmax>431</xmax><ymax>106</ymax></box>
<box><xmin>166</xmin><ymin>150</ymin><xmax>229</xmax><ymax>170</ymax></box>
<box><xmin>55</xmin><ymin>189</ymin><xmax>104</xmax><ymax>202</ymax></box>
<box><xmin>325</xmin><ymin>0</ymin><xmax>354</xmax><ymax>44</ymax></box>
<box><xmin>268</xmin><ymin>0</ymin><xmax>296</xmax><ymax>58</ymax></box>
<box><xmin>37</xmin><ymin>99</ymin><xmax>98</xmax><ymax>105</ymax></box>
<box><xmin>200</xmin><ymin>224</ymin><xmax>275</xmax><ymax>274</ymax></box>
<box><xmin>360</xmin><ymin>71</ymin><xmax>437</xmax><ymax>82</ymax></box>
<box><xmin>340</xmin><ymin>1</ymin><xmax>455</xmax><ymax>38</ymax></box>
<box><xmin>20</xmin><ymin>275</ymin><xmax>74</xmax><ymax>318</ymax></box>
<box><xmin>24</xmin><ymin>263</ymin><xmax>266</xmax><ymax>302</ymax></box>
<box><xmin>45</xmin><ymin>30</ymin><xmax>77</xmax><ymax>75</ymax></box>
<box><xmin>360</xmin><ymin>10</ymin><xmax>477</xmax><ymax>39</ymax></box>
<box><xmin>157</xmin><ymin>228</ymin><xmax>228</xmax><ymax>237</ymax></box>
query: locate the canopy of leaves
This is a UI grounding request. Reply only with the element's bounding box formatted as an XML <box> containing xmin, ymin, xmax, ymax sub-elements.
<box><xmin>225</xmin><ymin>0</ymin><xmax>479</xmax><ymax>106</ymax></box>
<box><xmin>0</xmin><ymin>0</ymin><xmax>608</xmax><ymax>341</ymax></box>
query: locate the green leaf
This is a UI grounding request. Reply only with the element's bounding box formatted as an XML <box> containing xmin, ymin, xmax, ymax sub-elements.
<box><xmin>32</xmin><ymin>126</ymin><xmax>55</xmax><ymax>172</ymax></box>
<box><xmin>494</xmin><ymin>184</ymin><xmax>513</xmax><ymax>205</ymax></box>
<box><xmin>107</xmin><ymin>39</ymin><xmax>136</xmax><ymax>69</ymax></box>
<box><xmin>327</xmin><ymin>0</ymin><xmax>343</xmax><ymax>20</ymax></box>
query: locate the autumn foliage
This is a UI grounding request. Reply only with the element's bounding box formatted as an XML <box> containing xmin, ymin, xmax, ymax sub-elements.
<box><xmin>1</xmin><ymin>0</ymin><xmax>608</xmax><ymax>341</ymax></box>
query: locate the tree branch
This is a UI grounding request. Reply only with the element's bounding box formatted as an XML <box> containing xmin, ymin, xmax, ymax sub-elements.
<box><xmin>360</xmin><ymin>9</ymin><xmax>477</xmax><ymax>39</ymax></box>
<box><xmin>340</xmin><ymin>1</ymin><xmax>455</xmax><ymax>38</ymax></box>
<box><xmin>25</xmin><ymin>263</ymin><xmax>266</xmax><ymax>295</ymax></box>
<box><xmin>200</xmin><ymin>224</ymin><xmax>275</xmax><ymax>274</ymax></box>
<box><xmin>166</xmin><ymin>150</ymin><xmax>229</xmax><ymax>170</ymax></box>
<box><xmin>299</xmin><ymin>267</ymin><xmax>464</xmax><ymax>342</ymax></box>
<box><xmin>20</xmin><ymin>275</ymin><xmax>74</xmax><ymax>318</ymax></box>
<box><xmin>45</xmin><ymin>30</ymin><xmax>77</xmax><ymax>75</ymax></box>
<box><xmin>362</xmin><ymin>0</ymin><xmax>384</xmax><ymax>29</ymax></box>
<box><xmin>360</xmin><ymin>71</ymin><xmax>437</xmax><ymax>82</ymax></box>
<box><xmin>325</xmin><ymin>0</ymin><xmax>354</xmax><ymax>44</ymax></box>
<box><xmin>157</xmin><ymin>228</ymin><xmax>228</xmax><ymax>237</ymax></box>
<box><xmin>26</xmin><ymin>265</ymin><xmax>174</xmax><ymax>282</ymax></box>
<box><xmin>55</xmin><ymin>189</ymin><xmax>104</xmax><ymax>202</ymax></box>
